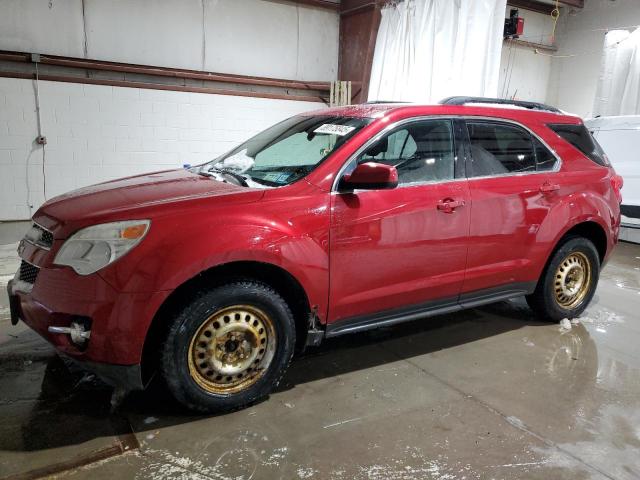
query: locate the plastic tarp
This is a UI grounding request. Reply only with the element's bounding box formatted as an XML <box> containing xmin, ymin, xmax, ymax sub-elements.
<box><xmin>368</xmin><ymin>0</ymin><xmax>507</xmax><ymax>103</ymax></box>
<box><xmin>594</xmin><ymin>29</ymin><xmax>640</xmax><ymax>116</ymax></box>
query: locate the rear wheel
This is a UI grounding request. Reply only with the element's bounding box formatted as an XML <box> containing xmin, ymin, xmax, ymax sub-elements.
<box><xmin>526</xmin><ymin>237</ymin><xmax>600</xmax><ymax>322</ymax></box>
<box><xmin>160</xmin><ymin>281</ymin><xmax>295</xmax><ymax>412</ymax></box>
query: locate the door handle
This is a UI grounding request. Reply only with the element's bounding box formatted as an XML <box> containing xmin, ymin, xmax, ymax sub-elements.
<box><xmin>437</xmin><ymin>198</ymin><xmax>465</xmax><ymax>214</ymax></box>
<box><xmin>540</xmin><ymin>182</ymin><xmax>560</xmax><ymax>193</ymax></box>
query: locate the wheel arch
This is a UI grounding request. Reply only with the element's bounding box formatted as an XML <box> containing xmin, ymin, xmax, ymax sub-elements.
<box><xmin>558</xmin><ymin>221</ymin><xmax>608</xmax><ymax>264</ymax></box>
<box><xmin>533</xmin><ymin>219</ymin><xmax>609</xmax><ymax>293</ymax></box>
<box><xmin>140</xmin><ymin>260</ymin><xmax>313</xmax><ymax>383</ymax></box>
<box><xmin>527</xmin><ymin>221</ymin><xmax>607</xmax><ymax>321</ymax></box>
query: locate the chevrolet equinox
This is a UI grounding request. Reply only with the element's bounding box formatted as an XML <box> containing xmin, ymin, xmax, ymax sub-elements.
<box><xmin>8</xmin><ymin>97</ymin><xmax>622</xmax><ymax>412</ymax></box>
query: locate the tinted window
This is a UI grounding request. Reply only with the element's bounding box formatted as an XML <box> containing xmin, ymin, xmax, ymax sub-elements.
<box><xmin>358</xmin><ymin>120</ymin><xmax>455</xmax><ymax>185</ymax></box>
<box><xmin>548</xmin><ymin>124</ymin><xmax>610</xmax><ymax>167</ymax></box>
<box><xmin>466</xmin><ymin>122</ymin><xmax>536</xmax><ymax>177</ymax></box>
<box><xmin>533</xmin><ymin>137</ymin><xmax>558</xmax><ymax>171</ymax></box>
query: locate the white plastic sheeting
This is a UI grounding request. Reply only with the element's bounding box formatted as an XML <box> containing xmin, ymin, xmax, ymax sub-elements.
<box><xmin>593</xmin><ymin>29</ymin><xmax>640</xmax><ymax>116</ymax></box>
<box><xmin>368</xmin><ymin>0</ymin><xmax>507</xmax><ymax>103</ymax></box>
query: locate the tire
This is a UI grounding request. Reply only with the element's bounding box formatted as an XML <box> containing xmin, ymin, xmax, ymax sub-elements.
<box><xmin>160</xmin><ymin>280</ymin><xmax>296</xmax><ymax>413</ymax></box>
<box><xmin>526</xmin><ymin>236</ymin><xmax>600</xmax><ymax>322</ymax></box>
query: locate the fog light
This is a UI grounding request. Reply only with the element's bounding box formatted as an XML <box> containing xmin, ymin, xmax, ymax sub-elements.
<box><xmin>48</xmin><ymin>322</ymin><xmax>91</xmax><ymax>346</ymax></box>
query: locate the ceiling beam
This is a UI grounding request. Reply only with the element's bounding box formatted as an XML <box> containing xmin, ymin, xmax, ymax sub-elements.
<box><xmin>559</xmin><ymin>0</ymin><xmax>584</xmax><ymax>7</ymax></box>
<box><xmin>288</xmin><ymin>0</ymin><xmax>339</xmax><ymax>11</ymax></box>
<box><xmin>507</xmin><ymin>0</ymin><xmax>583</xmax><ymax>15</ymax></box>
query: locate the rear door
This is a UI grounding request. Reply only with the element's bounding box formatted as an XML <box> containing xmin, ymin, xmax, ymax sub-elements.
<box><xmin>328</xmin><ymin>118</ymin><xmax>470</xmax><ymax>323</ymax></box>
<box><xmin>461</xmin><ymin>120</ymin><xmax>560</xmax><ymax>295</ymax></box>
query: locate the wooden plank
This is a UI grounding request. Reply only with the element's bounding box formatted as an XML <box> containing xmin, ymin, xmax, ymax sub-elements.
<box><xmin>506</xmin><ymin>38</ymin><xmax>558</xmax><ymax>52</ymax></box>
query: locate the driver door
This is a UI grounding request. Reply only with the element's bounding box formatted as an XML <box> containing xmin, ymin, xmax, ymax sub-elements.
<box><xmin>328</xmin><ymin>118</ymin><xmax>471</xmax><ymax>323</ymax></box>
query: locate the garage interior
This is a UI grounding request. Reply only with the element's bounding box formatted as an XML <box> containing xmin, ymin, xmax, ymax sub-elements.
<box><xmin>1</xmin><ymin>0</ymin><xmax>640</xmax><ymax>479</ymax></box>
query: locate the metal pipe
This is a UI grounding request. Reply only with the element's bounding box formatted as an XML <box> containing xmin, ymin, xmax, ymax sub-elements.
<box><xmin>0</xmin><ymin>71</ymin><xmax>326</xmax><ymax>103</ymax></box>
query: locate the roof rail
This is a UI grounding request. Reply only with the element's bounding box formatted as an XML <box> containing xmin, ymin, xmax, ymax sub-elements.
<box><xmin>440</xmin><ymin>96</ymin><xmax>562</xmax><ymax>114</ymax></box>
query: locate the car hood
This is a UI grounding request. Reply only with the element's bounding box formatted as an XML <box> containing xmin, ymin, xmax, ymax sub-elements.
<box><xmin>34</xmin><ymin>169</ymin><xmax>264</xmax><ymax>233</ymax></box>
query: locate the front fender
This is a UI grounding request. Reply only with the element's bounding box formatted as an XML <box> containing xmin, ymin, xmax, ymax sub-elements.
<box><xmin>99</xmin><ymin>192</ymin><xmax>331</xmax><ymax>320</ymax></box>
<box><xmin>158</xmin><ymin>224</ymin><xmax>328</xmax><ymax>315</ymax></box>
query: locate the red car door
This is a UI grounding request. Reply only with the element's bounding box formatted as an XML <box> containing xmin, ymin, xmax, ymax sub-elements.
<box><xmin>328</xmin><ymin>119</ymin><xmax>471</xmax><ymax>324</ymax></box>
<box><xmin>461</xmin><ymin>120</ymin><xmax>560</xmax><ymax>295</ymax></box>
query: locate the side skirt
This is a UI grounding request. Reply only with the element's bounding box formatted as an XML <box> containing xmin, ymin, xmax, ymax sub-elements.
<box><xmin>324</xmin><ymin>282</ymin><xmax>536</xmax><ymax>338</ymax></box>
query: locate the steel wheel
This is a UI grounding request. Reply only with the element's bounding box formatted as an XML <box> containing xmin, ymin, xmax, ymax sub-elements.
<box><xmin>188</xmin><ymin>305</ymin><xmax>277</xmax><ymax>395</ymax></box>
<box><xmin>553</xmin><ymin>252</ymin><xmax>592</xmax><ymax>310</ymax></box>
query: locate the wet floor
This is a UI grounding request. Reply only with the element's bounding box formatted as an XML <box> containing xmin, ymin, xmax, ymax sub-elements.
<box><xmin>1</xmin><ymin>243</ymin><xmax>639</xmax><ymax>480</ymax></box>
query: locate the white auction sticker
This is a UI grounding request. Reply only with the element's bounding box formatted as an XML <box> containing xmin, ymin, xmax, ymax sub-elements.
<box><xmin>313</xmin><ymin>124</ymin><xmax>356</xmax><ymax>136</ymax></box>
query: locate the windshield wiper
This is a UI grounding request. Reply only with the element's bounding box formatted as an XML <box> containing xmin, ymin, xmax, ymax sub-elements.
<box><xmin>201</xmin><ymin>167</ymin><xmax>249</xmax><ymax>187</ymax></box>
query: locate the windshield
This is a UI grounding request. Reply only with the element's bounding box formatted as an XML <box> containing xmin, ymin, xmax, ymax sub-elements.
<box><xmin>196</xmin><ymin>115</ymin><xmax>372</xmax><ymax>187</ymax></box>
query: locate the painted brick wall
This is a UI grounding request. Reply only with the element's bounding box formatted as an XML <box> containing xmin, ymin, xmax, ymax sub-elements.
<box><xmin>0</xmin><ymin>77</ymin><xmax>324</xmax><ymax>220</ymax></box>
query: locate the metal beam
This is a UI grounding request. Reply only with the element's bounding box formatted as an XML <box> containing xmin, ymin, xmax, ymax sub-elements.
<box><xmin>288</xmin><ymin>0</ymin><xmax>340</xmax><ymax>11</ymax></box>
<box><xmin>0</xmin><ymin>50</ymin><xmax>330</xmax><ymax>103</ymax></box>
<box><xmin>338</xmin><ymin>0</ymin><xmax>382</xmax><ymax>103</ymax></box>
<box><xmin>559</xmin><ymin>0</ymin><xmax>584</xmax><ymax>7</ymax></box>
<box><xmin>507</xmin><ymin>0</ymin><xmax>583</xmax><ymax>15</ymax></box>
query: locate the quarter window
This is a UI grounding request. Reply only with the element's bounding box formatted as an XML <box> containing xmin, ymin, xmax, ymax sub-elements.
<box><xmin>548</xmin><ymin>123</ymin><xmax>609</xmax><ymax>167</ymax></box>
<box><xmin>357</xmin><ymin>120</ymin><xmax>455</xmax><ymax>185</ymax></box>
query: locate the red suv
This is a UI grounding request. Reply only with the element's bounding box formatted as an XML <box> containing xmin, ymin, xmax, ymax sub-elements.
<box><xmin>8</xmin><ymin>97</ymin><xmax>622</xmax><ymax>412</ymax></box>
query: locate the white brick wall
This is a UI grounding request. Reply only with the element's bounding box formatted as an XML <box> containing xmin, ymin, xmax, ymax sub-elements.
<box><xmin>0</xmin><ymin>78</ymin><xmax>324</xmax><ymax>220</ymax></box>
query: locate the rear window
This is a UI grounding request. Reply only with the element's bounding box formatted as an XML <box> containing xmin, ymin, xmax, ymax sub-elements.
<box><xmin>548</xmin><ymin>124</ymin><xmax>610</xmax><ymax>167</ymax></box>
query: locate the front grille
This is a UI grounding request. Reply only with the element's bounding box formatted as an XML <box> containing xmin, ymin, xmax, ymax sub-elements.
<box><xmin>30</xmin><ymin>223</ymin><xmax>54</xmax><ymax>249</ymax></box>
<box><xmin>19</xmin><ymin>260</ymin><xmax>40</xmax><ymax>285</ymax></box>
<box><xmin>36</xmin><ymin>225</ymin><xmax>54</xmax><ymax>248</ymax></box>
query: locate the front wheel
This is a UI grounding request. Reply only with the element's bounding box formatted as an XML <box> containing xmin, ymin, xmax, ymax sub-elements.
<box><xmin>160</xmin><ymin>281</ymin><xmax>296</xmax><ymax>412</ymax></box>
<box><xmin>526</xmin><ymin>237</ymin><xmax>600</xmax><ymax>322</ymax></box>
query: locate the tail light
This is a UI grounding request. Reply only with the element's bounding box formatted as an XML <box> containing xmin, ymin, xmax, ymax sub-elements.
<box><xmin>611</xmin><ymin>174</ymin><xmax>623</xmax><ymax>204</ymax></box>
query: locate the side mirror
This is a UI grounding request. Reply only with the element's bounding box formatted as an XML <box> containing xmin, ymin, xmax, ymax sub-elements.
<box><xmin>339</xmin><ymin>162</ymin><xmax>398</xmax><ymax>191</ymax></box>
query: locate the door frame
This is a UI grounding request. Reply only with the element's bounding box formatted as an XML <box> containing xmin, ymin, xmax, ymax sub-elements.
<box><xmin>327</xmin><ymin>116</ymin><xmax>472</xmax><ymax>323</ymax></box>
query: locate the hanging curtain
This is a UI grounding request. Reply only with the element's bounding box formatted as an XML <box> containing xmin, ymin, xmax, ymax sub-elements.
<box><xmin>368</xmin><ymin>0</ymin><xmax>507</xmax><ymax>103</ymax></box>
<box><xmin>594</xmin><ymin>29</ymin><xmax>640</xmax><ymax>116</ymax></box>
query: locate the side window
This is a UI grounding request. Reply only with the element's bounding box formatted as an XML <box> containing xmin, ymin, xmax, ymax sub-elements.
<box><xmin>533</xmin><ymin>137</ymin><xmax>558</xmax><ymax>171</ymax></box>
<box><xmin>467</xmin><ymin>122</ymin><xmax>536</xmax><ymax>177</ymax></box>
<box><xmin>357</xmin><ymin>120</ymin><xmax>455</xmax><ymax>185</ymax></box>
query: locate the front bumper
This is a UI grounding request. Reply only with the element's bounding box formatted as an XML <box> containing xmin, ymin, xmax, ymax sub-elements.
<box><xmin>62</xmin><ymin>354</ymin><xmax>145</xmax><ymax>391</ymax></box>
<box><xmin>8</xmin><ymin>264</ymin><xmax>169</xmax><ymax>390</ymax></box>
<box><xmin>9</xmin><ymin>279</ymin><xmax>144</xmax><ymax>390</ymax></box>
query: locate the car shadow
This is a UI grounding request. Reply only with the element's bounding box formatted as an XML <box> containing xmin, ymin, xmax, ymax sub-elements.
<box><xmin>0</xmin><ymin>297</ymin><xmax>596</xmax><ymax>455</ymax></box>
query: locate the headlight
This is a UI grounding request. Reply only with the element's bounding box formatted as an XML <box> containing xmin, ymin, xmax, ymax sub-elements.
<box><xmin>54</xmin><ymin>220</ymin><xmax>150</xmax><ymax>275</ymax></box>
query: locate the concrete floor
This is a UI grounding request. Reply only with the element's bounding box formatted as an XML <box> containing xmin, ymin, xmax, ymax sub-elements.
<box><xmin>0</xmin><ymin>243</ymin><xmax>639</xmax><ymax>480</ymax></box>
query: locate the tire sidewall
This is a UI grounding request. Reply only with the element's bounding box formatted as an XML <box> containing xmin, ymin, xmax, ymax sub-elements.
<box><xmin>162</xmin><ymin>282</ymin><xmax>295</xmax><ymax>412</ymax></box>
<box><xmin>539</xmin><ymin>237</ymin><xmax>600</xmax><ymax>321</ymax></box>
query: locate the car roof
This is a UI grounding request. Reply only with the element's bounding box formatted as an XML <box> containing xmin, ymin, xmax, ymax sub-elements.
<box><xmin>303</xmin><ymin>103</ymin><xmax>582</xmax><ymax>125</ymax></box>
